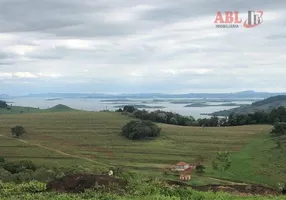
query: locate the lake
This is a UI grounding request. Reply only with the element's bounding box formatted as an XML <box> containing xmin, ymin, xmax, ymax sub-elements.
<box><xmin>7</xmin><ymin>97</ymin><xmax>254</xmax><ymax>119</ymax></box>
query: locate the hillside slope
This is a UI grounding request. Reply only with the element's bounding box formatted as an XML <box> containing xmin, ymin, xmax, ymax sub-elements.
<box><xmin>212</xmin><ymin>95</ymin><xmax>286</xmax><ymax>116</ymax></box>
<box><xmin>1</xmin><ymin>111</ymin><xmax>284</xmax><ymax>186</ymax></box>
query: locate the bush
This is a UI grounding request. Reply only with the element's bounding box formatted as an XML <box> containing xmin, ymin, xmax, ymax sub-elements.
<box><xmin>121</xmin><ymin>120</ymin><xmax>161</xmax><ymax>140</ymax></box>
<box><xmin>196</xmin><ymin>164</ymin><xmax>206</xmax><ymax>174</ymax></box>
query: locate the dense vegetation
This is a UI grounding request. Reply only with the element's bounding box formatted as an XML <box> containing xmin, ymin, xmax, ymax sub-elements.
<box><xmin>0</xmin><ymin>159</ymin><xmax>94</xmax><ymax>183</ymax></box>
<box><xmin>121</xmin><ymin>120</ymin><xmax>161</xmax><ymax>140</ymax></box>
<box><xmin>227</xmin><ymin>106</ymin><xmax>286</xmax><ymax>126</ymax></box>
<box><xmin>120</xmin><ymin>105</ymin><xmax>286</xmax><ymax>127</ymax></box>
<box><xmin>1</xmin><ymin>178</ymin><xmax>285</xmax><ymax>200</ymax></box>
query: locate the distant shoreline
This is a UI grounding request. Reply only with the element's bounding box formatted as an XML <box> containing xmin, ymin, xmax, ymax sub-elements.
<box><xmin>185</xmin><ymin>103</ymin><xmax>245</xmax><ymax>107</ymax></box>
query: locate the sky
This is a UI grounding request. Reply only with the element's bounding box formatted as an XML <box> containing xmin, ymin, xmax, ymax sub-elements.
<box><xmin>0</xmin><ymin>0</ymin><xmax>286</xmax><ymax>95</ymax></box>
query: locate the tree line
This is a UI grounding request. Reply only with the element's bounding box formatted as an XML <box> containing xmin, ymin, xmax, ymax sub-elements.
<box><xmin>118</xmin><ymin>105</ymin><xmax>286</xmax><ymax>127</ymax></box>
<box><xmin>227</xmin><ymin>106</ymin><xmax>286</xmax><ymax>126</ymax></box>
<box><xmin>118</xmin><ymin>106</ymin><xmax>196</xmax><ymax>126</ymax></box>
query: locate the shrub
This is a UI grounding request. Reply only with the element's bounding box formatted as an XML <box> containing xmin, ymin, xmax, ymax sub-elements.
<box><xmin>16</xmin><ymin>171</ymin><xmax>33</xmax><ymax>182</ymax></box>
<box><xmin>0</xmin><ymin>181</ymin><xmax>46</xmax><ymax>196</ymax></box>
<box><xmin>0</xmin><ymin>157</ymin><xmax>5</xmax><ymax>163</ymax></box>
<box><xmin>19</xmin><ymin>181</ymin><xmax>46</xmax><ymax>193</ymax></box>
<box><xmin>33</xmin><ymin>168</ymin><xmax>57</xmax><ymax>182</ymax></box>
<box><xmin>0</xmin><ymin>168</ymin><xmax>12</xmax><ymax>182</ymax></box>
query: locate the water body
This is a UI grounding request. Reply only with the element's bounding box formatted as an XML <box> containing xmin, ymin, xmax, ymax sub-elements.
<box><xmin>8</xmin><ymin>97</ymin><xmax>253</xmax><ymax>119</ymax></box>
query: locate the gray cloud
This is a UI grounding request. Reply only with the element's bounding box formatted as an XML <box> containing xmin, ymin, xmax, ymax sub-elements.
<box><xmin>0</xmin><ymin>0</ymin><xmax>285</xmax><ymax>95</ymax></box>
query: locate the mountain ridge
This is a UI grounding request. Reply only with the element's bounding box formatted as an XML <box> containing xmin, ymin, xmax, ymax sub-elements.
<box><xmin>212</xmin><ymin>95</ymin><xmax>286</xmax><ymax>116</ymax></box>
<box><xmin>1</xmin><ymin>91</ymin><xmax>285</xmax><ymax>99</ymax></box>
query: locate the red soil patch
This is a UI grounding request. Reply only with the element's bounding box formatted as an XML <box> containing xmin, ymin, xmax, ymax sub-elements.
<box><xmin>47</xmin><ymin>173</ymin><xmax>127</xmax><ymax>193</ymax></box>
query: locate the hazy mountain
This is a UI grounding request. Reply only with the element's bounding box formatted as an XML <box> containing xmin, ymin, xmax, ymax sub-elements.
<box><xmin>2</xmin><ymin>91</ymin><xmax>285</xmax><ymax>99</ymax></box>
<box><xmin>212</xmin><ymin>95</ymin><xmax>286</xmax><ymax>116</ymax></box>
<box><xmin>20</xmin><ymin>91</ymin><xmax>286</xmax><ymax>99</ymax></box>
<box><xmin>0</xmin><ymin>94</ymin><xmax>12</xmax><ymax>99</ymax></box>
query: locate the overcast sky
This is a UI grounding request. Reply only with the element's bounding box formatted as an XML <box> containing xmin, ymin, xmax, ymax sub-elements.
<box><xmin>0</xmin><ymin>0</ymin><xmax>285</xmax><ymax>95</ymax></box>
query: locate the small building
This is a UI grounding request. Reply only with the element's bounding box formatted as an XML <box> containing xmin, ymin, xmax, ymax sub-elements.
<box><xmin>173</xmin><ymin>161</ymin><xmax>196</xmax><ymax>181</ymax></box>
<box><xmin>174</xmin><ymin>161</ymin><xmax>191</xmax><ymax>171</ymax></box>
<box><xmin>179</xmin><ymin>165</ymin><xmax>196</xmax><ymax>181</ymax></box>
<box><xmin>179</xmin><ymin>174</ymin><xmax>191</xmax><ymax>180</ymax></box>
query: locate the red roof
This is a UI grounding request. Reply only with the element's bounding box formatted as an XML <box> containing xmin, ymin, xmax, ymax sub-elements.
<box><xmin>180</xmin><ymin>167</ymin><xmax>195</xmax><ymax>174</ymax></box>
<box><xmin>176</xmin><ymin>161</ymin><xmax>189</xmax><ymax>166</ymax></box>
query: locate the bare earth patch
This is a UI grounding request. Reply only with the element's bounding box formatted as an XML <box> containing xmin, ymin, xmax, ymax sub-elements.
<box><xmin>47</xmin><ymin>173</ymin><xmax>127</xmax><ymax>193</ymax></box>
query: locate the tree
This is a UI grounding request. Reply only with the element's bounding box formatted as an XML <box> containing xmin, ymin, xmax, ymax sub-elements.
<box><xmin>121</xmin><ymin>120</ymin><xmax>161</xmax><ymax>140</ymax></box>
<box><xmin>11</xmin><ymin>126</ymin><xmax>26</xmax><ymax>138</ymax></box>
<box><xmin>0</xmin><ymin>100</ymin><xmax>8</xmax><ymax>108</ymax></box>
<box><xmin>115</xmin><ymin>108</ymin><xmax>123</xmax><ymax>112</ymax></box>
<box><xmin>123</xmin><ymin>106</ymin><xmax>136</xmax><ymax>113</ymax></box>
<box><xmin>212</xmin><ymin>151</ymin><xmax>231</xmax><ymax>179</ymax></box>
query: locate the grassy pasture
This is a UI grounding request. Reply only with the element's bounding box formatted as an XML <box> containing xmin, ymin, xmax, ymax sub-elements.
<box><xmin>0</xmin><ymin>111</ymin><xmax>284</xmax><ymax>186</ymax></box>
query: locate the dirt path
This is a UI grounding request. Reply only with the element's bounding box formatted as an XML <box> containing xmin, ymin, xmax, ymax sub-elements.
<box><xmin>0</xmin><ymin>134</ymin><xmax>110</xmax><ymax>167</ymax></box>
<box><xmin>208</xmin><ymin>177</ymin><xmax>247</xmax><ymax>185</ymax></box>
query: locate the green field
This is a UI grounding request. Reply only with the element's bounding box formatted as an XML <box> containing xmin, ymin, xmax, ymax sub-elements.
<box><xmin>0</xmin><ymin>110</ymin><xmax>285</xmax><ymax>187</ymax></box>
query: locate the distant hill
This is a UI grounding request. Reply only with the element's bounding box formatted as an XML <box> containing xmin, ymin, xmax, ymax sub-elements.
<box><xmin>212</xmin><ymin>95</ymin><xmax>286</xmax><ymax>116</ymax></box>
<box><xmin>6</xmin><ymin>90</ymin><xmax>285</xmax><ymax>99</ymax></box>
<box><xmin>0</xmin><ymin>104</ymin><xmax>77</xmax><ymax>115</ymax></box>
<box><xmin>0</xmin><ymin>94</ymin><xmax>12</xmax><ymax>99</ymax></box>
<box><xmin>46</xmin><ymin>104</ymin><xmax>76</xmax><ymax>112</ymax></box>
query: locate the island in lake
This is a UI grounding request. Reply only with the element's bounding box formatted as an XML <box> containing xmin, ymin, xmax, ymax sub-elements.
<box><xmin>45</xmin><ymin>98</ymin><xmax>62</xmax><ymax>101</ymax></box>
<box><xmin>114</xmin><ymin>104</ymin><xmax>166</xmax><ymax>109</ymax></box>
<box><xmin>185</xmin><ymin>103</ymin><xmax>245</xmax><ymax>107</ymax></box>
